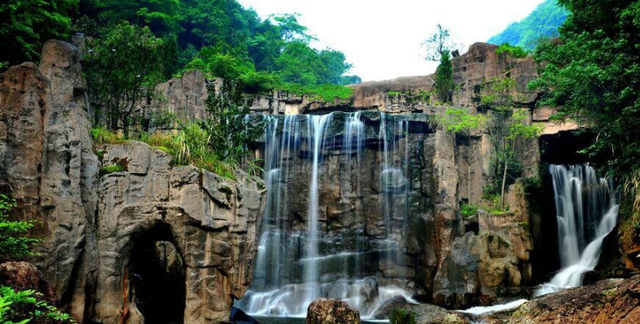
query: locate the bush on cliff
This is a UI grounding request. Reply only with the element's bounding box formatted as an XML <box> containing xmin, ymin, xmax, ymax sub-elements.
<box><xmin>0</xmin><ymin>194</ymin><xmax>39</xmax><ymax>262</ymax></box>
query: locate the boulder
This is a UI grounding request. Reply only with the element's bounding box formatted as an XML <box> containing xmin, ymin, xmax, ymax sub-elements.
<box><xmin>0</xmin><ymin>262</ymin><xmax>57</xmax><ymax>303</ymax></box>
<box><xmin>372</xmin><ymin>295</ymin><xmax>408</xmax><ymax>319</ymax></box>
<box><xmin>306</xmin><ymin>298</ymin><xmax>360</xmax><ymax>324</ymax></box>
<box><xmin>390</xmin><ymin>304</ymin><xmax>468</xmax><ymax>324</ymax></box>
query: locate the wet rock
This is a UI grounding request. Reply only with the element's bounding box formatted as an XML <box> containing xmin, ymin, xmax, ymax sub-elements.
<box><xmin>359</xmin><ymin>277</ymin><xmax>379</xmax><ymax>302</ymax></box>
<box><xmin>306</xmin><ymin>298</ymin><xmax>360</xmax><ymax>324</ymax></box>
<box><xmin>372</xmin><ymin>295</ymin><xmax>408</xmax><ymax>319</ymax></box>
<box><xmin>484</xmin><ymin>276</ymin><xmax>640</xmax><ymax>324</ymax></box>
<box><xmin>391</xmin><ymin>304</ymin><xmax>468</xmax><ymax>324</ymax></box>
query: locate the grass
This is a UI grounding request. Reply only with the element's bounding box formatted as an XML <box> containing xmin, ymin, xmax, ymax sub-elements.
<box><xmin>91</xmin><ymin>127</ymin><xmax>128</xmax><ymax>145</ymax></box>
<box><xmin>92</xmin><ymin>127</ymin><xmax>237</xmax><ymax>180</ymax></box>
<box><xmin>278</xmin><ymin>83</ymin><xmax>353</xmax><ymax>103</ymax></box>
<box><xmin>100</xmin><ymin>164</ymin><xmax>124</xmax><ymax>175</ymax></box>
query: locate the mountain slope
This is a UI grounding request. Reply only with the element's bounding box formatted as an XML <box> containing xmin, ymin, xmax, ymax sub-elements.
<box><xmin>489</xmin><ymin>0</ymin><xmax>568</xmax><ymax>51</ymax></box>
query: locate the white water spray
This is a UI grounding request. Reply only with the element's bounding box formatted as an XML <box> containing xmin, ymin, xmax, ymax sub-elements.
<box><xmin>535</xmin><ymin>164</ymin><xmax>618</xmax><ymax>296</ymax></box>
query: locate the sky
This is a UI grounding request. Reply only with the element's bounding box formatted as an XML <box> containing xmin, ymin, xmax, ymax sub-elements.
<box><xmin>236</xmin><ymin>0</ymin><xmax>545</xmax><ymax>82</ymax></box>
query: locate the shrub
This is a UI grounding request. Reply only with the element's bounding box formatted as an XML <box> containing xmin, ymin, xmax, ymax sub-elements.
<box><xmin>461</xmin><ymin>204</ymin><xmax>479</xmax><ymax>219</ymax></box>
<box><xmin>496</xmin><ymin>43</ymin><xmax>529</xmax><ymax>58</ymax></box>
<box><xmin>0</xmin><ymin>194</ymin><xmax>39</xmax><ymax>262</ymax></box>
<box><xmin>0</xmin><ymin>286</ymin><xmax>74</xmax><ymax>324</ymax></box>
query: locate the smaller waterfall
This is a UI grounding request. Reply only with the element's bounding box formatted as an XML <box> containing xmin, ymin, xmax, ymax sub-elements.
<box><xmin>535</xmin><ymin>164</ymin><xmax>618</xmax><ymax>296</ymax></box>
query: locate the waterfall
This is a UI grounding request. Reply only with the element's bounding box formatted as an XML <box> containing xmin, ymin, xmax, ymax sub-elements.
<box><xmin>302</xmin><ymin>114</ymin><xmax>333</xmax><ymax>308</ymax></box>
<box><xmin>239</xmin><ymin>112</ymin><xmax>416</xmax><ymax>319</ymax></box>
<box><xmin>535</xmin><ymin>164</ymin><xmax>618</xmax><ymax>296</ymax></box>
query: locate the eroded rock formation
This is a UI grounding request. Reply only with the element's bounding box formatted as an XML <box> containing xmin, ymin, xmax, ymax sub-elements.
<box><xmin>0</xmin><ymin>40</ymin><xmax>266</xmax><ymax>324</ymax></box>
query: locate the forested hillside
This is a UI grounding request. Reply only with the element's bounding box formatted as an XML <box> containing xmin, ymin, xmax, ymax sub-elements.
<box><xmin>488</xmin><ymin>0</ymin><xmax>568</xmax><ymax>50</ymax></box>
<box><xmin>0</xmin><ymin>0</ymin><xmax>359</xmax><ymax>92</ymax></box>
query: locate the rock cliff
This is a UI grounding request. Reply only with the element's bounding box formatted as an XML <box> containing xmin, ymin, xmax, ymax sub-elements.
<box><xmin>0</xmin><ymin>40</ymin><xmax>266</xmax><ymax>324</ymax></box>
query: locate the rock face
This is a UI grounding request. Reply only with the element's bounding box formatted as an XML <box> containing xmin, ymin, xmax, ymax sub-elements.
<box><xmin>482</xmin><ymin>276</ymin><xmax>640</xmax><ymax>324</ymax></box>
<box><xmin>94</xmin><ymin>142</ymin><xmax>265</xmax><ymax>324</ymax></box>
<box><xmin>390</xmin><ymin>304</ymin><xmax>468</xmax><ymax>324</ymax></box>
<box><xmin>306</xmin><ymin>299</ymin><xmax>360</xmax><ymax>324</ymax></box>
<box><xmin>0</xmin><ymin>40</ymin><xmax>266</xmax><ymax>324</ymax></box>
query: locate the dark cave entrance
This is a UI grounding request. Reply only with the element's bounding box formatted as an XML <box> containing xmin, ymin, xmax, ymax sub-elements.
<box><xmin>130</xmin><ymin>224</ymin><xmax>186</xmax><ymax>324</ymax></box>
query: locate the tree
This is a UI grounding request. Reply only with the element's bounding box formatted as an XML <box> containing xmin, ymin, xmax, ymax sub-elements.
<box><xmin>434</xmin><ymin>50</ymin><xmax>455</xmax><ymax>103</ymax></box>
<box><xmin>0</xmin><ymin>0</ymin><xmax>78</xmax><ymax>65</ymax></box>
<box><xmin>0</xmin><ymin>194</ymin><xmax>39</xmax><ymax>262</ymax></box>
<box><xmin>201</xmin><ymin>81</ymin><xmax>264</xmax><ymax>164</ymax></box>
<box><xmin>439</xmin><ymin>108</ymin><xmax>489</xmax><ymax>202</ymax></box>
<box><xmin>531</xmin><ymin>0</ymin><xmax>640</xmax><ymax>178</ymax></box>
<box><xmin>423</xmin><ymin>24</ymin><xmax>457</xmax><ymax>62</ymax></box>
<box><xmin>482</xmin><ymin>77</ymin><xmax>543</xmax><ymax>207</ymax></box>
<box><xmin>85</xmin><ymin>22</ymin><xmax>165</xmax><ymax>137</ymax></box>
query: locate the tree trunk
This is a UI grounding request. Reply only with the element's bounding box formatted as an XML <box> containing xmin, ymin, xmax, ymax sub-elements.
<box><xmin>501</xmin><ymin>158</ymin><xmax>508</xmax><ymax>208</ymax></box>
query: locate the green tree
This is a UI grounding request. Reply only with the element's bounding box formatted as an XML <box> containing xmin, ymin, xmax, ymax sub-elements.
<box><xmin>434</xmin><ymin>50</ymin><xmax>455</xmax><ymax>103</ymax></box>
<box><xmin>200</xmin><ymin>81</ymin><xmax>264</xmax><ymax>164</ymax></box>
<box><xmin>483</xmin><ymin>77</ymin><xmax>543</xmax><ymax>207</ymax></box>
<box><xmin>423</xmin><ymin>24</ymin><xmax>457</xmax><ymax>61</ymax></box>
<box><xmin>85</xmin><ymin>22</ymin><xmax>165</xmax><ymax>137</ymax></box>
<box><xmin>424</xmin><ymin>25</ymin><xmax>457</xmax><ymax>103</ymax></box>
<box><xmin>0</xmin><ymin>194</ymin><xmax>39</xmax><ymax>262</ymax></box>
<box><xmin>531</xmin><ymin>0</ymin><xmax>640</xmax><ymax>178</ymax></box>
<box><xmin>79</xmin><ymin>0</ymin><xmax>182</xmax><ymax>35</ymax></box>
<box><xmin>0</xmin><ymin>0</ymin><xmax>78</xmax><ymax>65</ymax></box>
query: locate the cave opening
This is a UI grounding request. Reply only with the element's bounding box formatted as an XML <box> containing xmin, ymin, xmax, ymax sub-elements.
<box><xmin>130</xmin><ymin>224</ymin><xmax>186</xmax><ymax>324</ymax></box>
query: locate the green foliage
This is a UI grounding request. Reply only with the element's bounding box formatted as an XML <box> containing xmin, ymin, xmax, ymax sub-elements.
<box><xmin>489</xmin><ymin>0</ymin><xmax>569</xmax><ymax>51</ymax></box>
<box><xmin>99</xmin><ymin>164</ymin><xmax>124</xmax><ymax>175</ymax></box>
<box><xmin>85</xmin><ymin>22</ymin><xmax>165</xmax><ymax>137</ymax></box>
<box><xmin>91</xmin><ymin>127</ymin><xmax>126</xmax><ymax>145</ymax></box>
<box><xmin>496</xmin><ymin>43</ymin><xmax>528</xmax><ymax>59</ymax></box>
<box><xmin>531</xmin><ymin>0</ymin><xmax>640</xmax><ymax>179</ymax></box>
<box><xmin>0</xmin><ymin>286</ymin><xmax>74</xmax><ymax>324</ymax></box>
<box><xmin>274</xmin><ymin>41</ymin><xmax>355</xmax><ymax>86</ymax></box>
<box><xmin>390</xmin><ymin>308</ymin><xmax>417</xmax><ymax>324</ymax></box>
<box><xmin>0</xmin><ymin>195</ymin><xmax>39</xmax><ymax>262</ymax></box>
<box><xmin>0</xmin><ymin>0</ymin><xmax>78</xmax><ymax>65</ymax></box>
<box><xmin>439</xmin><ymin>108</ymin><xmax>488</xmax><ymax>134</ymax></box>
<box><xmin>279</xmin><ymin>83</ymin><xmax>354</xmax><ymax>103</ymax></box>
<box><xmin>481</xmin><ymin>77</ymin><xmax>543</xmax><ymax>207</ymax></box>
<box><xmin>434</xmin><ymin>50</ymin><xmax>454</xmax><ymax>103</ymax></box>
<box><xmin>461</xmin><ymin>204</ymin><xmax>479</xmax><ymax>219</ymax></box>
<box><xmin>201</xmin><ymin>81</ymin><xmax>264</xmax><ymax>165</ymax></box>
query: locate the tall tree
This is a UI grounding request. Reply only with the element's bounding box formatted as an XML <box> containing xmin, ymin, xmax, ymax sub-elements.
<box><xmin>423</xmin><ymin>24</ymin><xmax>458</xmax><ymax>61</ymax></box>
<box><xmin>85</xmin><ymin>22</ymin><xmax>165</xmax><ymax>137</ymax></box>
<box><xmin>531</xmin><ymin>0</ymin><xmax>640</xmax><ymax>177</ymax></box>
<box><xmin>434</xmin><ymin>50</ymin><xmax>455</xmax><ymax>103</ymax></box>
<box><xmin>0</xmin><ymin>0</ymin><xmax>78</xmax><ymax>65</ymax></box>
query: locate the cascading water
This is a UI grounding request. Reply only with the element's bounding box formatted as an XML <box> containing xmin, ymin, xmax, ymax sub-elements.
<box><xmin>302</xmin><ymin>114</ymin><xmax>333</xmax><ymax>309</ymax></box>
<box><xmin>239</xmin><ymin>112</ymin><xmax>416</xmax><ymax>319</ymax></box>
<box><xmin>459</xmin><ymin>164</ymin><xmax>619</xmax><ymax>316</ymax></box>
<box><xmin>535</xmin><ymin>164</ymin><xmax>618</xmax><ymax>296</ymax></box>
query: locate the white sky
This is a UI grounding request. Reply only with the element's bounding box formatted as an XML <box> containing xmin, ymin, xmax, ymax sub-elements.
<box><xmin>237</xmin><ymin>0</ymin><xmax>545</xmax><ymax>82</ymax></box>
